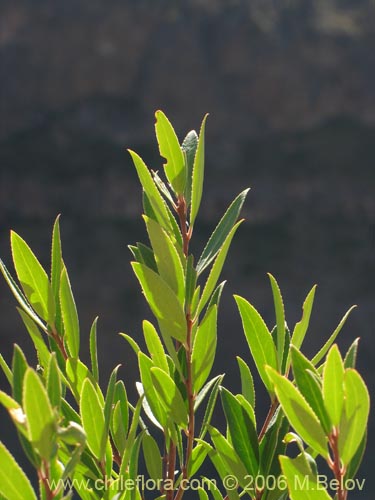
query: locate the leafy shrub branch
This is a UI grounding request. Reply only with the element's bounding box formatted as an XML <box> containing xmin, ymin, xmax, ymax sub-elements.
<box><xmin>0</xmin><ymin>111</ymin><xmax>369</xmax><ymax>500</ymax></box>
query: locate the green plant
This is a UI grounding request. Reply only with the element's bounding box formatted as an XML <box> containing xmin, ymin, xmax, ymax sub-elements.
<box><xmin>0</xmin><ymin>111</ymin><xmax>369</xmax><ymax>500</ymax></box>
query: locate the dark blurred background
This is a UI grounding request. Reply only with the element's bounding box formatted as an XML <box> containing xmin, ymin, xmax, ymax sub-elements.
<box><xmin>0</xmin><ymin>1</ymin><xmax>374</xmax><ymax>498</ymax></box>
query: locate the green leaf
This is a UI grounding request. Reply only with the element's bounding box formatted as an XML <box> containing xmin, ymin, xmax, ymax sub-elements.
<box><xmin>17</xmin><ymin>309</ymin><xmax>50</xmax><ymax>369</ymax></box>
<box><xmin>51</xmin><ymin>215</ymin><xmax>63</xmax><ymax>332</ymax></box>
<box><xmin>192</xmin><ymin>305</ymin><xmax>218</xmax><ymax>393</ymax></box>
<box><xmin>268</xmin><ymin>274</ymin><xmax>286</xmax><ymax>370</ymax></box>
<box><xmin>155</xmin><ymin>110</ymin><xmax>186</xmax><ymax>194</ymax></box>
<box><xmin>129</xmin><ymin>242</ymin><xmax>158</xmax><ymax>273</ymax></box>
<box><xmin>89</xmin><ymin>316</ymin><xmax>99</xmax><ymax>382</ymax></box>
<box><xmin>150</xmin><ymin>367</ymin><xmax>188</xmax><ymax>427</ymax></box>
<box><xmin>322</xmin><ymin>345</ymin><xmax>344</xmax><ymax>428</ymax></box>
<box><xmin>197</xmin><ymin>488</ymin><xmax>209</xmax><ymax>500</ymax></box>
<box><xmin>235</xmin><ymin>295</ymin><xmax>278</xmax><ymax>395</ymax></box>
<box><xmin>338</xmin><ymin>369</ymin><xmax>370</xmax><ymax>465</ymax></box>
<box><xmin>344</xmin><ymin>338</ymin><xmax>359</xmax><ymax>369</ymax></box>
<box><xmin>47</xmin><ymin>353</ymin><xmax>61</xmax><ymax>410</ymax></box>
<box><xmin>290</xmin><ymin>285</ymin><xmax>316</xmax><ymax>352</ymax></box>
<box><xmin>236</xmin><ymin>357</ymin><xmax>255</xmax><ymax>408</ymax></box>
<box><xmin>120</xmin><ymin>396</ymin><xmax>143</xmax><ymax>474</ymax></box>
<box><xmin>59</xmin><ymin>266</ymin><xmax>80</xmax><ymax>358</ymax></box>
<box><xmin>0</xmin><ymin>441</ymin><xmax>37</xmax><ymax>500</ymax></box>
<box><xmin>12</xmin><ymin>345</ymin><xmax>28</xmax><ymax>405</ymax></box>
<box><xmin>111</xmin><ymin>381</ymin><xmax>129</xmax><ymax>456</ymax></box>
<box><xmin>142</xmin><ymin>433</ymin><xmax>162</xmax><ymax>481</ymax></box>
<box><xmin>197</xmin><ymin>221</ymin><xmax>243</xmax><ymax>316</ymax></box>
<box><xmin>100</xmin><ymin>365</ymin><xmax>120</xmax><ymax>459</ymax></box>
<box><xmin>128</xmin><ymin>150</ymin><xmax>173</xmax><ymax>235</ymax></box>
<box><xmin>66</xmin><ymin>358</ymin><xmax>98</xmax><ymax>403</ymax></box>
<box><xmin>291</xmin><ymin>347</ymin><xmax>331</xmax><ymax>434</ymax></box>
<box><xmin>0</xmin><ymin>352</ymin><xmax>13</xmax><ymax>386</ymax></box>
<box><xmin>185</xmin><ymin>255</ymin><xmax>197</xmax><ymax>312</ymax></box>
<box><xmin>190</xmin><ymin>114</ymin><xmax>208</xmax><ymax>226</ymax></box>
<box><xmin>208</xmin><ymin>426</ymin><xmax>249</xmax><ymax>490</ymax></box>
<box><xmin>119</xmin><ymin>332</ymin><xmax>141</xmax><ymax>356</ymax></box>
<box><xmin>188</xmin><ymin>443</ymin><xmax>208</xmax><ymax>476</ymax></box>
<box><xmin>138</xmin><ymin>353</ymin><xmax>166</xmax><ymax>429</ymax></box>
<box><xmin>23</xmin><ymin>368</ymin><xmax>56</xmax><ymax>459</ymax></box>
<box><xmin>143</xmin><ymin>320</ymin><xmax>169</xmax><ymax>374</ymax></box>
<box><xmin>11</xmin><ymin>231</ymin><xmax>55</xmax><ymax>324</ymax></box>
<box><xmin>144</xmin><ymin>216</ymin><xmax>185</xmax><ymax>302</ymax></box>
<box><xmin>80</xmin><ymin>378</ymin><xmax>105</xmax><ymax>459</ymax></box>
<box><xmin>266</xmin><ymin>367</ymin><xmax>328</xmax><ymax>458</ymax></box>
<box><xmin>311</xmin><ymin>305</ymin><xmax>356</xmax><ymax>366</ymax></box>
<box><xmin>181</xmin><ymin>130</ymin><xmax>198</xmax><ymax>207</ymax></box>
<box><xmin>344</xmin><ymin>431</ymin><xmax>366</xmax><ymax>481</ymax></box>
<box><xmin>220</xmin><ymin>387</ymin><xmax>259</xmax><ymax>476</ymax></box>
<box><xmin>132</xmin><ymin>262</ymin><xmax>187</xmax><ymax>343</ymax></box>
<box><xmin>279</xmin><ymin>454</ymin><xmax>332</xmax><ymax>500</ymax></box>
<box><xmin>197</xmin><ymin>189</ymin><xmax>250</xmax><ymax>275</ymax></box>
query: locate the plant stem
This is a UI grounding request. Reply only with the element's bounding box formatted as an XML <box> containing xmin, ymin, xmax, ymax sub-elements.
<box><xmin>176</xmin><ymin>195</ymin><xmax>191</xmax><ymax>256</ymax></box>
<box><xmin>38</xmin><ymin>460</ymin><xmax>55</xmax><ymax>500</ymax></box>
<box><xmin>258</xmin><ymin>399</ymin><xmax>278</xmax><ymax>442</ymax></box>
<box><xmin>49</xmin><ymin>324</ymin><xmax>68</xmax><ymax>361</ymax></box>
<box><xmin>328</xmin><ymin>427</ymin><xmax>347</xmax><ymax>500</ymax></box>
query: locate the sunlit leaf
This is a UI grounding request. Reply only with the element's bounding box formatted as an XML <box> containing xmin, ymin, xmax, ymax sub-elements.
<box><xmin>235</xmin><ymin>296</ymin><xmax>277</xmax><ymax>395</ymax></box>
<box><xmin>23</xmin><ymin>368</ymin><xmax>56</xmax><ymax>459</ymax></box>
<box><xmin>197</xmin><ymin>189</ymin><xmax>249</xmax><ymax>275</ymax></box>
<box><xmin>155</xmin><ymin>110</ymin><xmax>186</xmax><ymax>194</ymax></box>
<box><xmin>192</xmin><ymin>305</ymin><xmax>217</xmax><ymax>393</ymax></box>
<box><xmin>266</xmin><ymin>367</ymin><xmax>328</xmax><ymax>458</ymax></box>
<box><xmin>150</xmin><ymin>367</ymin><xmax>188</xmax><ymax>427</ymax></box>
<box><xmin>142</xmin><ymin>433</ymin><xmax>162</xmax><ymax>481</ymax></box>
<box><xmin>143</xmin><ymin>320</ymin><xmax>169</xmax><ymax>374</ymax></box>
<box><xmin>322</xmin><ymin>345</ymin><xmax>344</xmax><ymax>428</ymax></box>
<box><xmin>11</xmin><ymin>231</ymin><xmax>55</xmax><ymax>324</ymax></box>
<box><xmin>181</xmin><ymin>130</ymin><xmax>198</xmax><ymax>207</ymax></box>
<box><xmin>237</xmin><ymin>357</ymin><xmax>255</xmax><ymax>408</ymax></box>
<box><xmin>80</xmin><ymin>378</ymin><xmax>105</xmax><ymax>460</ymax></box>
<box><xmin>59</xmin><ymin>266</ymin><xmax>80</xmax><ymax>358</ymax></box>
<box><xmin>190</xmin><ymin>114</ymin><xmax>208</xmax><ymax>226</ymax></box>
<box><xmin>0</xmin><ymin>441</ymin><xmax>37</xmax><ymax>500</ymax></box>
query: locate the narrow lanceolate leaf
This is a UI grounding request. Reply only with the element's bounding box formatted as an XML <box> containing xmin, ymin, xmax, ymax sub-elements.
<box><xmin>291</xmin><ymin>347</ymin><xmax>331</xmax><ymax>434</ymax></box>
<box><xmin>0</xmin><ymin>258</ymin><xmax>47</xmax><ymax>332</ymax></box>
<box><xmin>23</xmin><ymin>368</ymin><xmax>56</xmax><ymax>459</ymax></box>
<box><xmin>11</xmin><ymin>231</ymin><xmax>55</xmax><ymax>324</ymax></box>
<box><xmin>190</xmin><ymin>114</ymin><xmax>208</xmax><ymax>226</ymax></box>
<box><xmin>59</xmin><ymin>266</ymin><xmax>80</xmax><ymax>358</ymax></box>
<box><xmin>132</xmin><ymin>262</ymin><xmax>187</xmax><ymax>342</ymax></box>
<box><xmin>279</xmin><ymin>455</ymin><xmax>332</xmax><ymax>500</ymax></box>
<box><xmin>138</xmin><ymin>353</ymin><xmax>166</xmax><ymax>429</ymax></box>
<box><xmin>208</xmin><ymin>426</ymin><xmax>249</xmax><ymax>490</ymax></box>
<box><xmin>185</xmin><ymin>255</ymin><xmax>197</xmax><ymax>312</ymax></box>
<box><xmin>344</xmin><ymin>338</ymin><xmax>359</xmax><ymax>369</ymax></box>
<box><xmin>220</xmin><ymin>387</ymin><xmax>259</xmax><ymax>477</ymax></box>
<box><xmin>290</xmin><ymin>285</ymin><xmax>316</xmax><ymax>352</ymax></box>
<box><xmin>47</xmin><ymin>353</ymin><xmax>61</xmax><ymax>410</ymax></box>
<box><xmin>144</xmin><ymin>216</ymin><xmax>185</xmax><ymax>302</ymax></box>
<box><xmin>322</xmin><ymin>345</ymin><xmax>344</xmax><ymax>429</ymax></box>
<box><xmin>155</xmin><ymin>110</ymin><xmax>186</xmax><ymax>194</ymax></box>
<box><xmin>143</xmin><ymin>320</ymin><xmax>169</xmax><ymax>374</ymax></box>
<box><xmin>100</xmin><ymin>365</ymin><xmax>120</xmax><ymax>459</ymax></box>
<box><xmin>150</xmin><ymin>367</ymin><xmax>188</xmax><ymax>427</ymax></box>
<box><xmin>128</xmin><ymin>150</ymin><xmax>173</xmax><ymax>235</ymax></box>
<box><xmin>311</xmin><ymin>306</ymin><xmax>357</xmax><ymax>366</ymax></box>
<box><xmin>268</xmin><ymin>274</ymin><xmax>286</xmax><ymax>370</ymax></box>
<box><xmin>89</xmin><ymin>316</ymin><xmax>99</xmax><ymax>382</ymax></box>
<box><xmin>197</xmin><ymin>189</ymin><xmax>250</xmax><ymax>275</ymax></box>
<box><xmin>120</xmin><ymin>396</ymin><xmax>143</xmax><ymax>474</ymax></box>
<box><xmin>51</xmin><ymin>215</ymin><xmax>63</xmax><ymax>332</ymax></box>
<box><xmin>12</xmin><ymin>345</ymin><xmax>28</xmax><ymax>405</ymax></box>
<box><xmin>197</xmin><ymin>221</ymin><xmax>243</xmax><ymax>316</ymax></box>
<box><xmin>110</xmin><ymin>381</ymin><xmax>129</xmax><ymax>456</ymax></box>
<box><xmin>339</xmin><ymin>369</ymin><xmax>370</xmax><ymax>465</ymax></box>
<box><xmin>235</xmin><ymin>296</ymin><xmax>278</xmax><ymax>395</ymax></box>
<box><xmin>192</xmin><ymin>305</ymin><xmax>218</xmax><ymax>393</ymax></box>
<box><xmin>266</xmin><ymin>367</ymin><xmax>328</xmax><ymax>458</ymax></box>
<box><xmin>17</xmin><ymin>309</ymin><xmax>50</xmax><ymax>369</ymax></box>
<box><xmin>0</xmin><ymin>352</ymin><xmax>13</xmax><ymax>386</ymax></box>
<box><xmin>142</xmin><ymin>433</ymin><xmax>162</xmax><ymax>481</ymax></box>
<box><xmin>198</xmin><ymin>374</ymin><xmax>224</xmax><ymax>439</ymax></box>
<box><xmin>181</xmin><ymin>130</ymin><xmax>198</xmax><ymax>207</ymax></box>
<box><xmin>80</xmin><ymin>378</ymin><xmax>105</xmax><ymax>459</ymax></box>
<box><xmin>0</xmin><ymin>441</ymin><xmax>37</xmax><ymax>500</ymax></box>
<box><xmin>237</xmin><ymin>357</ymin><xmax>255</xmax><ymax>408</ymax></box>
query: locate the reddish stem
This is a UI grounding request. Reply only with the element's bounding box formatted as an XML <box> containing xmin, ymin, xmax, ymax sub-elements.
<box><xmin>328</xmin><ymin>428</ymin><xmax>347</xmax><ymax>500</ymax></box>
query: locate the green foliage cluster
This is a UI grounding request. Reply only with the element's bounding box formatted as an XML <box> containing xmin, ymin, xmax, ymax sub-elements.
<box><xmin>0</xmin><ymin>111</ymin><xmax>370</xmax><ymax>500</ymax></box>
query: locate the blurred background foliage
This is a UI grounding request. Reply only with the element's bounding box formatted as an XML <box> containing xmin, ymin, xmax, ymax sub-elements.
<box><xmin>0</xmin><ymin>1</ymin><xmax>374</xmax><ymax>497</ymax></box>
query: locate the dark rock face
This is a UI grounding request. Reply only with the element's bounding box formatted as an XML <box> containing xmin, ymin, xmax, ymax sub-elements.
<box><xmin>0</xmin><ymin>1</ymin><xmax>374</xmax><ymax>497</ymax></box>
